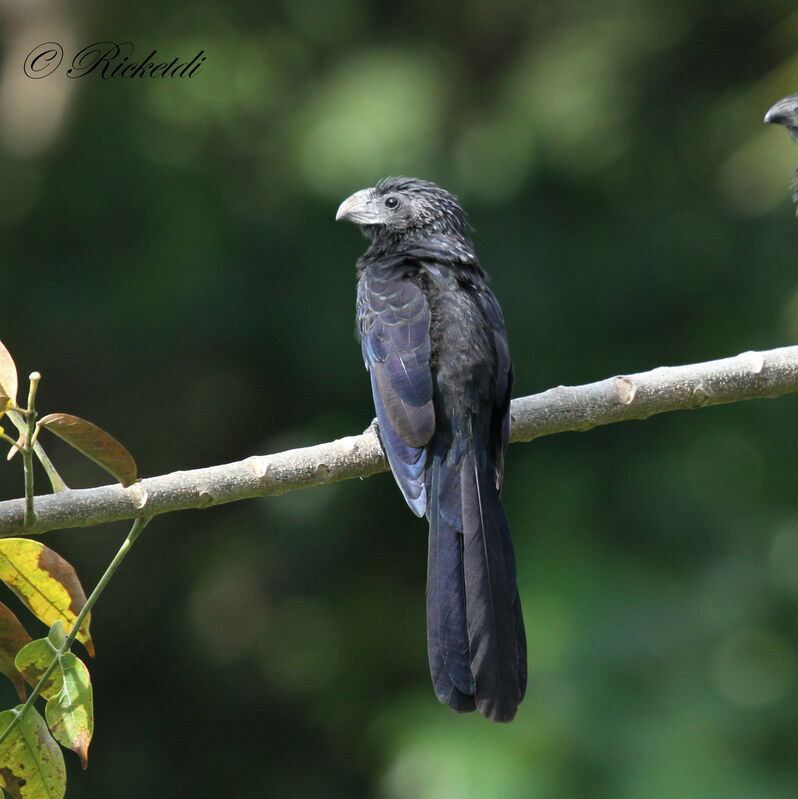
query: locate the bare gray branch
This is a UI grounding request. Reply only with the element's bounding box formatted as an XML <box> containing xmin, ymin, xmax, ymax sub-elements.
<box><xmin>2</xmin><ymin>344</ymin><xmax>798</xmax><ymax>536</ymax></box>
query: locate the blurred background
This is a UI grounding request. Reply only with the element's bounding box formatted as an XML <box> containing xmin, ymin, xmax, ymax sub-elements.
<box><xmin>2</xmin><ymin>0</ymin><xmax>798</xmax><ymax>796</ymax></box>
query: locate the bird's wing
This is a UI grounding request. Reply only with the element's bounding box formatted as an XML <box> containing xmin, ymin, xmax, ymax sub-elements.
<box><xmin>473</xmin><ymin>284</ymin><xmax>513</xmax><ymax>487</ymax></box>
<box><xmin>358</xmin><ymin>267</ymin><xmax>435</xmax><ymax>516</ymax></box>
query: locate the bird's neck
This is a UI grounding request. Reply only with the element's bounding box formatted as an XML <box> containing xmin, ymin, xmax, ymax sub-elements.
<box><xmin>360</xmin><ymin>224</ymin><xmax>478</xmax><ymax>267</ymax></box>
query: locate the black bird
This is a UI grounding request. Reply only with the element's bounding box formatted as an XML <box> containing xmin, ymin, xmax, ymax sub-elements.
<box><xmin>336</xmin><ymin>177</ymin><xmax>526</xmax><ymax>722</ymax></box>
<box><xmin>765</xmin><ymin>93</ymin><xmax>798</xmax><ymax>206</ymax></box>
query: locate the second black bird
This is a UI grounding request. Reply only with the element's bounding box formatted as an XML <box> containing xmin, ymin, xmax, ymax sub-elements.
<box><xmin>337</xmin><ymin>177</ymin><xmax>526</xmax><ymax>722</ymax></box>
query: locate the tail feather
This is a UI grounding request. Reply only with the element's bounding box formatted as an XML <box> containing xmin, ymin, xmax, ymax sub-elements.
<box><xmin>425</xmin><ymin>439</ymin><xmax>526</xmax><ymax>723</ymax></box>
<box><xmin>426</xmin><ymin>456</ymin><xmax>475</xmax><ymax>710</ymax></box>
<box><xmin>461</xmin><ymin>452</ymin><xmax>523</xmax><ymax>722</ymax></box>
<box><xmin>497</xmin><ymin>502</ymin><xmax>527</xmax><ymax>703</ymax></box>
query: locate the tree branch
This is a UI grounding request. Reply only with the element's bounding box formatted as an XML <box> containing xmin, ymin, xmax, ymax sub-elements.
<box><xmin>1</xmin><ymin>344</ymin><xmax>798</xmax><ymax>537</ymax></box>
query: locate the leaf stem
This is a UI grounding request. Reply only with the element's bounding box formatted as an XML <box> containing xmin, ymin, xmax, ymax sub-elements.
<box><xmin>66</xmin><ymin>516</ymin><xmax>151</xmax><ymax>651</ymax></box>
<box><xmin>0</xmin><ymin>516</ymin><xmax>151</xmax><ymax>747</ymax></box>
<box><xmin>0</xmin><ymin>431</ymin><xmax>21</xmax><ymax>451</ymax></box>
<box><xmin>7</xmin><ymin>410</ymin><xmax>67</xmax><ymax>493</ymax></box>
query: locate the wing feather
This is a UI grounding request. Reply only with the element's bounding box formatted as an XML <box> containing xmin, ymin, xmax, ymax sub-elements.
<box><xmin>474</xmin><ymin>285</ymin><xmax>513</xmax><ymax>488</ymax></box>
<box><xmin>358</xmin><ymin>268</ymin><xmax>435</xmax><ymax>516</ymax></box>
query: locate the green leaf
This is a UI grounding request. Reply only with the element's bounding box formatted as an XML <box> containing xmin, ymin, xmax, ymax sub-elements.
<box><xmin>0</xmin><ymin>541</ymin><xmax>93</xmax><ymax>656</ymax></box>
<box><xmin>0</xmin><ymin>340</ymin><xmax>18</xmax><ymax>410</ymax></box>
<box><xmin>38</xmin><ymin>414</ymin><xmax>137</xmax><ymax>487</ymax></box>
<box><xmin>0</xmin><ymin>604</ymin><xmax>31</xmax><ymax>702</ymax></box>
<box><xmin>45</xmin><ymin>624</ymin><xmax>64</xmax><ymax>651</ymax></box>
<box><xmin>15</xmin><ymin>642</ymin><xmax>93</xmax><ymax>768</ymax></box>
<box><xmin>13</xmin><ymin>641</ymin><xmax>60</xmax><ymax>701</ymax></box>
<box><xmin>0</xmin><ymin>706</ymin><xmax>65</xmax><ymax>799</ymax></box>
<box><xmin>44</xmin><ymin>655</ymin><xmax>92</xmax><ymax>769</ymax></box>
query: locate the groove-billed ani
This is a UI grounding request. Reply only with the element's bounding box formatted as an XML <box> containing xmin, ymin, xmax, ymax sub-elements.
<box><xmin>765</xmin><ymin>94</ymin><xmax>798</xmax><ymax>205</ymax></box>
<box><xmin>336</xmin><ymin>177</ymin><xmax>526</xmax><ymax>722</ymax></box>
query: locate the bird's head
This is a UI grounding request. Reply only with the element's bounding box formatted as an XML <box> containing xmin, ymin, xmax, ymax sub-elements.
<box><xmin>765</xmin><ymin>94</ymin><xmax>798</xmax><ymax>211</ymax></box>
<box><xmin>336</xmin><ymin>177</ymin><xmax>470</xmax><ymax>243</ymax></box>
<box><xmin>765</xmin><ymin>94</ymin><xmax>798</xmax><ymax>139</ymax></box>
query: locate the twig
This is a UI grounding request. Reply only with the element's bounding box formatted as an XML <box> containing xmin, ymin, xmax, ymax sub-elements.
<box><xmin>0</xmin><ymin>345</ymin><xmax>797</xmax><ymax>536</ymax></box>
<box><xmin>21</xmin><ymin>373</ymin><xmax>40</xmax><ymax>527</ymax></box>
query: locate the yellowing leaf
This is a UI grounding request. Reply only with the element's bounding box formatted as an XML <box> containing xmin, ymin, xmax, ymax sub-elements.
<box><xmin>0</xmin><ymin>541</ymin><xmax>92</xmax><ymax>657</ymax></box>
<box><xmin>14</xmin><ymin>640</ymin><xmax>60</xmax><ymax>699</ymax></box>
<box><xmin>38</xmin><ymin>414</ymin><xmax>137</xmax><ymax>487</ymax></box>
<box><xmin>0</xmin><ymin>604</ymin><xmax>31</xmax><ymax>702</ymax></box>
<box><xmin>15</xmin><ymin>641</ymin><xmax>93</xmax><ymax>768</ymax></box>
<box><xmin>45</xmin><ymin>654</ymin><xmax>92</xmax><ymax>769</ymax></box>
<box><xmin>0</xmin><ymin>706</ymin><xmax>65</xmax><ymax>799</ymax></box>
<box><xmin>0</xmin><ymin>341</ymin><xmax>17</xmax><ymax>409</ymax></box>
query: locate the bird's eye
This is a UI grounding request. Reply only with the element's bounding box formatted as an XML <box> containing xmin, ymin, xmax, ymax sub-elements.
<box><xmin>384</xmin><ymin>196</ymin><xmax>399</xmax><ymax>209</ymax></box>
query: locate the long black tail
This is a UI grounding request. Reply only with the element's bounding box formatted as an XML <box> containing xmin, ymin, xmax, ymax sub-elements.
<box><xmin>425</xmin><ymin>441</ymin><xmax>526</xmax><ymax>722</ymax></box>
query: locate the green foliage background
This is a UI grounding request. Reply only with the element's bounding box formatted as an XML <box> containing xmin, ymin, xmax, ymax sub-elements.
<box><xmin>3</xmin><ymin>1</ymin><xmax>798</xmax><ymax>796</ymax></box>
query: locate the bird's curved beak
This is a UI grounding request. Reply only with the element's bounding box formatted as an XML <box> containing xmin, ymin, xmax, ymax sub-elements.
<box><xmin>765</xmin><ymin>95</ymin><xmax>798</xmax><ymax>133</ymax></box>
<box><xmin>336</xmin><ymin>188</ymin><xmax>380</xmax><ymax>224</ymax></box>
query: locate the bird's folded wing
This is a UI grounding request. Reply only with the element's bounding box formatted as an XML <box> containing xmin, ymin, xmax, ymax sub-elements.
<box><xmin>473</xmin><ymin>286</ymin><xmax>513</xmax><ymax>487</ymax></box>
<box><xmin>359</xmin><ymin>269</ymin><xmax>435</xmax><ymax>516</ymax></box>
